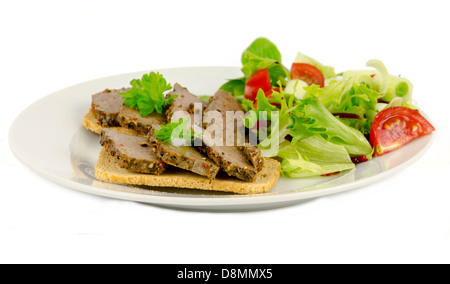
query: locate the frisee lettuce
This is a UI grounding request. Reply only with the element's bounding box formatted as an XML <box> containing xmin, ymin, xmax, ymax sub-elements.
<box><xmin>246</xmin><ymin>88</ymin><xmax>360</xmax><ymax>176</ymax></box>
<box><xmin>304</xmin><ymin>80</ymin><xmax>380</xmax><ymax>135</ymax></box>
<box><xmin>224</xmin><ymin>39</ymin><xmax>418</xmax><ymax>178</ymax></box>
<box><xmin>290</xmin><ymin>97</ymin><xmax>372</xmax><ymax>156</ymax></box>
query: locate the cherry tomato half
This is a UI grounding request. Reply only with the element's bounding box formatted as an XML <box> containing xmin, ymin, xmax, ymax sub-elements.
<box><xmin>244</xmin><ymin>68</ymin><xmax>272</xmax><ymax>101</ymax></box>
<box><xmin>290</xmin><ymin>63</ymin><xmax>325</xmax><ymax>87</ymax></box>
<box><xmin>369</xmin><ymin>107</ymin><xmax>435</xmax><ymax>156</ymax></box>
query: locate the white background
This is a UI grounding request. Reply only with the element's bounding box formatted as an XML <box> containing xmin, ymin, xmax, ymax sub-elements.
<box><xmin>1</xmin><ymin>0</ymin><xmax>450</xmax><ymax>264</ymax></box>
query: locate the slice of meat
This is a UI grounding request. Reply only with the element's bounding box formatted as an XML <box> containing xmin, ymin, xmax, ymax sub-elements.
<box><xmin>197</xmin><ymin>136</ymin><xmax>259</xmax><ymax>182</ymax></box>
<box><xmin>202</xmin><ymin>90</ymin><xmax>263</xmax><ymax>170</ymax></box>
<box><xmin>202</xmin><ymin>90</ymin><xmax>246</xmax><ymax>146</ymax></box>
<box><xmin>91</xmin><ymin>88</ymin><xmax>128</xmax><ymax>127</ymax></box>
<box><xmin>117</xmin><ymin>105</ymin><xmax>166</xmax><ymax>135</ymax></box>
<box><xmin>203</xmin><ymin>90</ymin><xmax>245</xmax><ymax>124</ymax></box>
<box><xmin>239</xmin><ymin>143</ymin><xmax>263</xmax><ymax>172</ymax></box>
<box><xmin>164</xmin><ymin>83</ymin><xmax>207</xmax><ymax>124</ymax></box>
<box><xmin>148</xmin><ymin>125</ymin><xmax>220</xmax><ymax>179</ymax></box>
<box><xmin>100</xmin><ymin>128</ymin><xmax>167</xmax><ymax>175</ymax></box>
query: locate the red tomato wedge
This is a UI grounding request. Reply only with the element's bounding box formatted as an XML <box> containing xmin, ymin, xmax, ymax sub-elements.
<box><xmin>290</xmin><ymin>63</ymin><xmax>325</xmax><ymax>87</ymax></box>
<box><xmin>244</xmin><ymin>68</ymin><xmax>272</xmax><ymax>101</ymax></box>
<box><xmin>369</xmin><ymin>107</ymin><xmax>435</xmax><ymax>156</ymax></box>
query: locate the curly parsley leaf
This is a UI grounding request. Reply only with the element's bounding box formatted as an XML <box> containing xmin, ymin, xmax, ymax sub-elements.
<box><xmin>121</xmin><ymin>72</ymin><xmax>174</xmax><ymax>117</ymax></box>
<box><xmin>154</xmin><ymin>118</ymin><xmax>194</xmax><ymax>144</ymax></box>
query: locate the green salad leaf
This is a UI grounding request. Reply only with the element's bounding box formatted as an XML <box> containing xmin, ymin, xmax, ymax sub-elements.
<box><xmin>219</xmin><ymin>78</ymin><xmax>246</xmax><ymax>100</ymax></box>
<box><xmin>289</xmin><ymin>97</ymin><xmax>373</xmax><ymax>156</ymax></box>
<box><xmin>241</xmin><ymin>37</ymin><xmax>282</xmax><ymax>63</ymax></box>
<box><xmin>249</xmin><ymin>87</ymin><xmax>298</xmax><ymax>157</ymax></box>
<box><xmin>219</xmin><ymin>37</ymin><xmax>289</xmax><ymax>99</ymax></box>
<box><xmin>241</xmin><ymin>50</ymin><xmax>289</xmax><ymax>86</ymax></box>
<box><xmin>218</xmin><ymin>38</ymin><xmax>420</xmax><ymax>178</ymax></box>
<box><xmin>253</xmin><ymin>94</ymin><xmax>371</xmax><ymax>176</ymax></box>
<box><xmin>278</xmin><ymin>136</ymin><xmax>355</xmax><ymax>178</ymax></box>
<box><xmin>121</xmin><ymin>72</ymin><xmax>175</xmax><ymax>117</ymax></box>
<box><xmin>294</xmin><ymin>52</ymin><xmax>336</xmax><ymax>79</ymax></box>
<box><xmin>304</xmin><ymin>80</ymin><xmax>380</xmax><ymax>135</ymax></box>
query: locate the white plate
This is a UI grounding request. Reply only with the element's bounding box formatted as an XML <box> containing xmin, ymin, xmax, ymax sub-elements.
<box><xmin>9</xmin><ymin>66</ymin><xmax>435</xmax><ymax>211</ymax></box>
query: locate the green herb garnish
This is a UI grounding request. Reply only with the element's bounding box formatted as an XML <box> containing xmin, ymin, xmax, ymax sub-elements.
<box><xmin>155</xmin><ymin>118</ymin><xmax>194</xmax><ymax>144</ymax></box>
<box><xmin>121</xmin><ymin>72</ymin><xmax>175</xmax><ymax>117</ymax></box>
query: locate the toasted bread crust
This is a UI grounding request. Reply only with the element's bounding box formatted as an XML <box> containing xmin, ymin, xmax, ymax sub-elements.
<box><xmin>95</xmin><ymin>148</ymin><xmax>280</xmax><ymax>194</ymax></box>
<box><xmin>83</xmin><ymin>110</ymin><xmax>138</xmax><ymax>135</ymax></box>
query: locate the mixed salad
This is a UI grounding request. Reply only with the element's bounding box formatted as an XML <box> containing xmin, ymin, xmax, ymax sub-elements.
<box><xmin>219</xmin><ymin>37</ymin><xmax>435</xmax><ymax>178</ymax></box>
<box><xmin>120</xmin><ymin>37</ymin><xmax>435</xmax><ymax>179</ymax></box>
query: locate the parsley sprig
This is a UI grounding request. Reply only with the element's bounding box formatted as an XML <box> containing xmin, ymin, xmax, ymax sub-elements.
<box><xmin>155</xmin><ymin>118</ymin><xmax>194</xmax><ymax>144</ymax></box>
<box><xmin>121</xmin><ymin>72</ymin><xmax>176</xmax><ymax>117</ymax></box>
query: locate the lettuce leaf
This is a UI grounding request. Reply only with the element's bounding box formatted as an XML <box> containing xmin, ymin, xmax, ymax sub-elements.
<box><xmin>289</xmin><ymin>97</ymin><xmax>372</xmax><ymax>156</ymax></box>
<box><xmin>278</xmin><ymin>136</ymin><xmax>355</xmax><ymax>178</ymax></box>
<box><xmin>294</xmin><ymin>52</ymin><xmax>336</xmax><ymax>79</ymax></box>
<box><xmin>250</xmin><ymin>88</ymin><xmax>298</xmax><ymax>157</ymax></box>
<box><xmin>241</xmin><ymin>37</ymin><xmax>282</xmax><ymax>63</ymax></box>
<box><xmin>219</xmin><ymin>78</ymin><xmax>246</xmax><ymax>101</ymax></box>
<box><xmin>304</xmin><ymin>78</ymin><xmax>380</xmax><ymax>135</ymax></box>
<box><xmin>219</xmin><ymin>37</ymin><xmax>289</xmax><ymax>97</ymax></box>
<box><xmin>241</xmin><ymin>50</ymin><xmax>289</xmax><ymax>86</ymax></box>
<box><xmin>251</xmin><ymin>88</ymin><xmax>372</xmax><ymax>158</ymax></box>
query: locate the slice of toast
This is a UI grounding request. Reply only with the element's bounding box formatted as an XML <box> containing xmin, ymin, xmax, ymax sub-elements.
<box><xmin>84</xmin><ymin>110</ymin><xmax>281</xmax><ymax>194</ymax></box>
<box><xmin>83</xmin><ymin>111</ymin><xmax>138</xmax><ymax>135</ymax></box>
<box><xmin>95</xmin><ymin>148</ymin><xmax>280</xmax><ymax>194</ymax></box>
